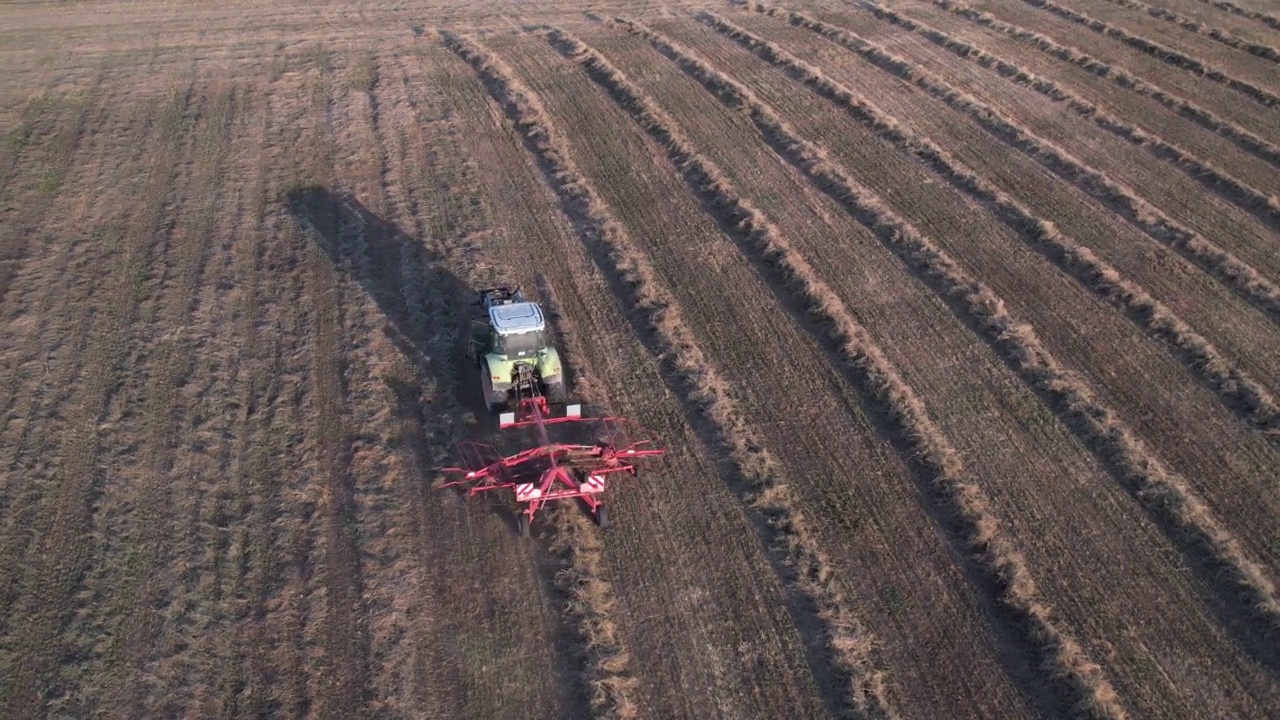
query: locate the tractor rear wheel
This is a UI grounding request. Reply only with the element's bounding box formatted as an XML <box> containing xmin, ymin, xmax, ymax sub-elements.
<box><xmin>481</xmin><ymin>362</ymin><xmax>506</xmax><ymax>413</ymax></box>
<box><xmin>545</xmin><ymin>379</ymin><xmax>567</xmax><ymax>404</ymax></box>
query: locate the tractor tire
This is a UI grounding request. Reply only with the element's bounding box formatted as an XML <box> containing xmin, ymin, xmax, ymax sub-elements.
<box><xmin>481</xmin><ymin>362</ymin><xmax>507</xmax><ymax>413</ymax></box>
<box><xmin>517</xmin><ymin>512</ymin><xmax>531</xmax><ymax>538</ymax></box>
<box><xmin>545</xmin><ymin>378</ymin><xmax>568</xmax><ymax>405</ymax></box>
<box><xmin>595</xmin><ymin>504</ymin><xmax>609</xmax><ymax>529</ymax></box>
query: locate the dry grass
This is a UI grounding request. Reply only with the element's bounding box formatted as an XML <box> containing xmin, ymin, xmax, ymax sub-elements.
<box><xmin>613</xmin><ymin>15</ymin><xmax>1138</xmax><ymax>719</ymax></box>
<box><xmin>736</xmin><ymin>5</ymin><xmax>1280</xmax><ymax>432</ymax></box>
<box><xmin>1015</xmin><ymin>0</ymin><xmax>1280</xmax><ymax>106</ymax></box>
<box><xmin>1097</xmin><ymin>0</ymin><xmax>1280</xmax><ymax>61</ymax></box>
<box><xmin>926</xmin><ymin>0</ymin><xmax>1280</xmax><ymax>169</ymax></box>
<box><xmin>542</xmin><ymin>25</ymin><xmax>903</xmax><ymax>719</ymax></box>
<box><xmin>843</xmin><ymin>2</ymin><xmax>1280</xmax><ymax>232</ymax></box>
<box><xmin>440</xmin><ymin>31</ymin><xmax>642</xmax><ymax>718</ymax></box>
<box><xmin>773</xmin><ymin>4</ymin><xmax>1280</xmax><ymax>325</ymax></box>
<box><xmin>3</xmin><ymin>2</ymin><xmax>1279</xmax><ymax>716</ymax></box>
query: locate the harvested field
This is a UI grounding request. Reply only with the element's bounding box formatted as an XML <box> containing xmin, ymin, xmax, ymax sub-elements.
<box><xmin>1</xmin><ymin>0</ymin><xmax>1278</xmax><ymax>718</ymax></box>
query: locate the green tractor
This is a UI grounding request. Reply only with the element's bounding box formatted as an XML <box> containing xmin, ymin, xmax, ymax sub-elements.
<box><xmin>466</xmin><ymin>287</ymin><xmax>568</xmax><ymax>413</ymax></box>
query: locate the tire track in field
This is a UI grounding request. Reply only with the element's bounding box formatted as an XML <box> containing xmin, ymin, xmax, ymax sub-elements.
<box><xmin>225</xmin><ymin>55</ymin><xmax>322</xmax><ymax>717</ymax></box>
<box><xmin>0</xmin><ymin>76</ymin><xmax>100</xmax><ymax>300</ymax></box>
<box><xmin>353</xmin><ymin>50</ymin><xmax>585</xmax><ymax>718</ymax></box>
<box><xmin>1012</xmin><ymin>0</ymin><xmax>1280</xmax><ymax>106</ymax></box>
<box><xmin>620</xmin><ymin>10</ymin><xmax>1280</xmax><ymax>665</ymax></box>
<box><xmin>427</xmin><ymin>40</ymin><xmax>842</xmax><ymax>717</ymax></box>
<box><xmin>294</xmin><ymin>194</ymin><xmax>376</xmax><ymax>720</ymax></box>
<box><xmin>281</xmin><ymin>48</ymin><xmax>376</xmax><ymax>718</ymax></box>
<box><xmin>922</xmin><ymin>0</ymin><xmax>1280</xmax><ymax>169</ymax></box>
<box><xmin>198</xmin><ymin>83</ymin><xmax>284</xmax><ymax>718</ymax></box>
<box><xmin>1091</xmin><ymin>0</ymin><xmax>1280</xmax><ymax>62</ymax></box>
<box><xmin>1192</xmin><ymin>0</ymin><xmax>1280</xmax><ymax>32</ymax></box>
<box><xmin>729</xmin><ymin>8</ymin><xmax>1280</xmax><ymax>432</ymax></box>
<box><xmin>780</xmin><ymin>5</ymin><xmax>1280</xmax><ymax>329</ymax></box>
<box><xmin>95</xmin><ymin>82</ymin><xmax>238</xmax><ymax>716</ymax></box>
<box><xmin>0</xmin><ymin>85</ymin><xmax>132</xmax><ymax>620</ymax></box>
<box><xmin>542</xmin><ymin>25</ymin><xmax>916</xmax><ymax>719</ymax></box>
<box><xmin>440</xmin><ymin>32</ymin><xmax>646</xmax><ymax>719</ymax></box>
<box><xmin>0</xmin><ymin>81</ymin><xmax>193</xmax><ymax>716</ymax></box>
<box><xmin>610</xmin><ymin>16</ymin><xmax>1140</xmax><ymax>720</ymax></box>
<box><xmin>382</xmin><ymin>49</ymin><xmax>588</xmax><ymax>718</ymax></box>
<box><xmin>844</xmin><ymin>2</ymin><xmax>1280</xmax><ymax>235</ymax></box>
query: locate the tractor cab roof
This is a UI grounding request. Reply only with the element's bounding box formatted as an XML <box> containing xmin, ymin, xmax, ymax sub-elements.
<box><xmin>489</xmin><ymin>301</ymin><xmax>545</xmax><ymax>335</ymax></box>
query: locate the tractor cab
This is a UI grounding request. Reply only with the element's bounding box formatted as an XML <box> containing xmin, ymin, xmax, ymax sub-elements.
<box><xmin>467</xmin><ymin>286</ymin><xmax>568</xmax><ymax>411</ymax></box>
<box><xmin>487</xmin><ymin>302</ymin><xmax>548</xmax><ymax>359</ymax></box>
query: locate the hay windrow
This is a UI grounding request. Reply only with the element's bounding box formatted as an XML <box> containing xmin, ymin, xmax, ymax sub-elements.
<box><xmin>769</xmin><ymin>3</ymin><xmax>1280</xmax><ymax>325</ymax></box>
<box><xmin>729</xmin><ymin>6</ymin><xmax>1280</xmax><ymax>432</ymax></box>
<box><xmin>613</xmin><ymin>15</ymin><xmax>1140</xmax><ymax>720</ymax></box>
<box><xmin>625</xmin><ymin>6</ymin><xmax>1280</xmax><ymax>668</ymax></box>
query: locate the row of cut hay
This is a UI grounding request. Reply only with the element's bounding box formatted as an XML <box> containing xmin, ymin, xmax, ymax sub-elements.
<box><xmin>733</xmin><ymin>6</ymin><xmax>1280</xmax><ymax>432</ymax></box>
<box><xmin>1193</xmin><ymin>0</ymin><xmax>1280</xmax><ymax>31</ymax></box>
<box><xmin>1096</xmin><ymin>0</ymin><xmax>1280</xmax><ymax>61</ymax></box>
<box><xmin>613</xmin><ymin>15</ymin><xmax>1134</xmax><ymax>720</ymax></box>
<box><xmin>544</xmin><ymin>24</ymin><xmax>912</xmax><ymax>719</ymax></box>
<box><xmin>1015</xmin><ymin>0</ymin><xmax>1280</xmax><ymax>106</ymax></box>
<box><xmin>925</xmin><ymin>0</ymin><xmax>1280</xmax><ymax>169</ymax></box>
<box><xmin>845</xmin><ymin>1</ymin><xmax>1280</xmax><ymax>232</ymax></box>
<box><xmin>630</xmin><ymin>7</ymin><xmax>1280</xmax><ymax>656</ymax></box>
<box><xmin>771</xmin><ymin>4</ymin><xmax>1280</xmax><ymax>326</ymax></box>
<box><xmin>440</xmin><ymin>30</ymin><xmax>641</xmax><ymax>719</ymax></box>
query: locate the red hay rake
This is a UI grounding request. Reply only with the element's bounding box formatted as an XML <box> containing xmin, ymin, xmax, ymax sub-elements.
<box><xmin>440</xmin><ymin>396</ymin><xmax>666</xmax><ymax>536</ymax></box>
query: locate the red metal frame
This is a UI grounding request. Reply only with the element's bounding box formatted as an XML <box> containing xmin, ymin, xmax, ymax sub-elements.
<box><xmin>440</xmin><ymin>397</ymin><xmax>665</xmax><ymax>534</ymax></box>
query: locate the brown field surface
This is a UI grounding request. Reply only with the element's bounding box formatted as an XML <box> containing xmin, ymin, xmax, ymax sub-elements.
<box><xmin>2</xmin><ymin>0</ymin><xmax>1278</xmax><ymax>718</ymax></box>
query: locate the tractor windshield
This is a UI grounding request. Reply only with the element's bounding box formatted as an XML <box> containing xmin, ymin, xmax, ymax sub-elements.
<box><xmin>496</xmin><ymin>330</ymin><xmax>546</xmax><ymax>357</ymax></box>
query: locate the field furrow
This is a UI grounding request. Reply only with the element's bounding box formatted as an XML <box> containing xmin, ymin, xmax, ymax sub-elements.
<box><xmin>919</xmin><ymin>0</ymin><xmax>1280</xmax><ymax>143</ymax></box>
<box><xmin>166</xmin><ymin>72</ymin><xmax>277</xmax><ymax>717</ymax></box>
<box><xmin>825</xmin><ymin>2</ymin><xmax>1280</xmax><ymax>291</ymax></box>
<box><xmin>630</xmin><ymin>14</ymin><xmax>1280</xmax><ymax>717</ymax></box>
<box><xmin>0</xmin><ymin>82</ymin><xmax>153</xmax><ymax>620</ymax></box>
<box><xmin>290</xmin><ymin>52</ymin><xmax>381</xmax><ymax>719</ymax></box>
<box><xmin>217</xmin><ymin>52</ymin><xmax>334</xmax><ymax>716</ymax></box>
<box><xmin>383</xmin><ymin>48</ymin><xmax>586</xmax><ymax>719</ymax></box>
<box><xmin>88</xmin><ymin>80</ymin><xmax>238</xmax><ymax>717</ymax></box>
<box><xmin>1011</xmin><ymin>0</ymin><xmax>1280</xmax><ymax>102</ymax></box>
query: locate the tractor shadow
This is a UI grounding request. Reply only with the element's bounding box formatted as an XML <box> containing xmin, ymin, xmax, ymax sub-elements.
<box><xmin>284</xmin><ymin>185</ymin><xmax>529</xmax><ymax>520</ymax></box>
<box><xmin>285</xmin><ymin>185</ymin><xmax>609</xmax><ymax>541</ymax></box>
<box><xmin>285</xmin><ymin>184</ymin><xmax>485</xmax><ymax>409</ymax></box>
